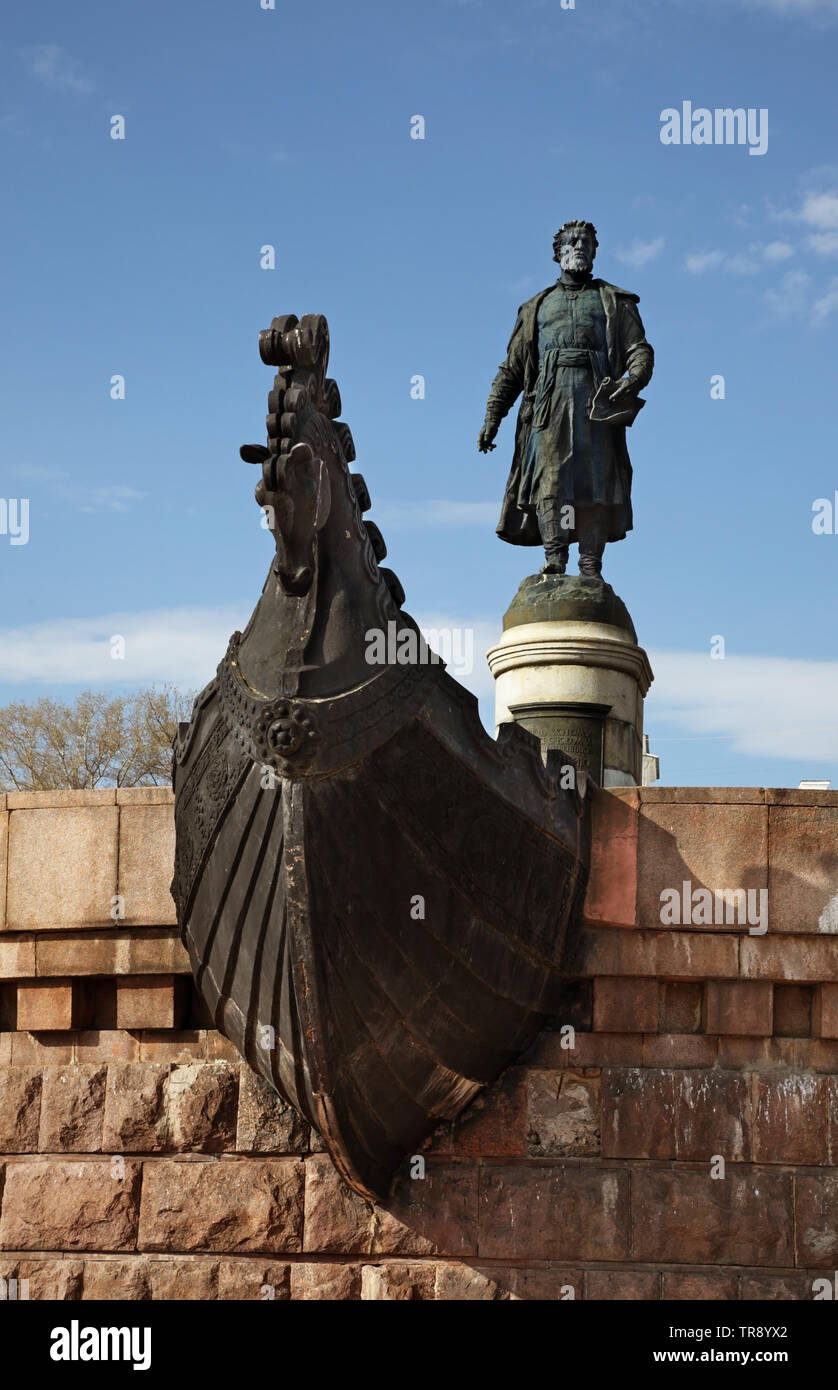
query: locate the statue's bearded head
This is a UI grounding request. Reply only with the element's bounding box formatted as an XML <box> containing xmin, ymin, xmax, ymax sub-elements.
<box><xmin>553</xmin><ymin>220</ymin><xmax>598</xmax><ymax>275</ymax></box>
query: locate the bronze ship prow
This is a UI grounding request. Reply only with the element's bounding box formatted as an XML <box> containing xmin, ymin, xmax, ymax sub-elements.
<box><xmin>172</xmin><ymin>314</ymin><xmax>590</xmax><ymax>1199</ymax></box>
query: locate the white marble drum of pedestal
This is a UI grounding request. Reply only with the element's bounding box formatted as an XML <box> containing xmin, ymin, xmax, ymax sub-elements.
<box><xmin>486</xmin><ymin>618</ymin><xmax>654</xmax><ymax>787</ymax></box>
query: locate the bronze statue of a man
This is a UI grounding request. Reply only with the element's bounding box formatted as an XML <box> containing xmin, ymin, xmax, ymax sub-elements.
<box><xmin>478</xmin><ymin>221</ymin><xmax>654</xmax><ymax>577</ymax></box>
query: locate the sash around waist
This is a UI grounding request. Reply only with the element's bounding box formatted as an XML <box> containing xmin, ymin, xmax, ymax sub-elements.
<box><xmin>540</xmin><ymin>346</ymin><xmax>599</xmax><ymax>367</ymax></box>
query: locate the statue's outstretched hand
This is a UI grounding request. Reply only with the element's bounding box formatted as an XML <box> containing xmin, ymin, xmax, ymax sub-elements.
<box><xmin>608</xmin><ymin>378</ymin><xmax>635</xmax><ymax>403</ymax></box>
<box><xmin>477</xmin><ymin>424</ymin><xmax>497</xmax><ymax>453</ymax></box>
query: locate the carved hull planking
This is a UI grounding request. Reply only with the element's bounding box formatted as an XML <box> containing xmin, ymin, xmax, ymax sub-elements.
<box><xmin>173</xmin><ymin>655</ymin><xmax>589</xmax><ymax>1199</ymax></box>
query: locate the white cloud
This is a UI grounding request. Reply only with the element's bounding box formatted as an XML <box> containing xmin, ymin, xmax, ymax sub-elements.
<box><xmin>763</xmin><ymin>268</ymin><xmax>813</xmax><ymax>317</ymax></box>
<box><xmin>686</xmin><ymin>248</ymin><xmax>761</xmax><ymax>275</ymax></box>
<box><xmin>813</xmin><ymin>277</ymin><xmax>838</xmax><ymax>321</ymax></box>
<box><xmin>11</xmin><ymin>465</ymin><xmax>145</xmax><ymax>512</ymax></box>
<box><xmin>0</xmin><ymin>607</ymin><xmax>249</xmax><ymax>689</ymax></box>
<box><xmin>685</xmin><ymin>250</ymin><xmax>726</xmax><ymax>274</ymax></box>
<box><xmin>647</xmin><ymin>650</ymin><xmax>838</xmax><ymax>762</ymax></box>
<box><xmin>762</xmin><ymin>268</ymin><xmax>838</xmax><ymax>321</ymax></box>
<box><xmin>25</xmin><ymin>45</ymin><xmax>92</xmax><ymax>95</ymax></box>
<box><xmin>762</xmin><ymin>240</ymin><xmax>794</xmax><ymax>262</ymax></box>
<box><xmin>775</xmin><ymin>189</ymin><xmax>838</xmax><ymax>255</ymax></box>
<box><xmin>78</xmin><ymin>486</ymin><xmax>146</xmax><ymax>514</ymax></box>
<box><xmin>615</xmin><ymin>237</ymin><xmax>665</xmax><ymax>269</ymax></box>
<box><xmin>797</xmin><ymin>191</ymin><xmax>838</xmax><ymax>228</ymax></box>
<box><xmin>686</xmin><ymin>242</ymin><xmax>795</xmax><ymax>276</ymax></box>
<box><xmin>809</xmin><ymin>231</ymin><xmax>838</xmax><ymax>254</ymax></box>
<box><xmin>13</xmin><ymin>464</ymin><xmax>66</xmax><ymax>485</ymax></box>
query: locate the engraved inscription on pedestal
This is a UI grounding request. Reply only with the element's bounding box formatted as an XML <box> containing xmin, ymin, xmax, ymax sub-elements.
<box><xmin>509</xmin><ymin>700</ymin><xmax>611</xmax><ymax>783</ymax></box>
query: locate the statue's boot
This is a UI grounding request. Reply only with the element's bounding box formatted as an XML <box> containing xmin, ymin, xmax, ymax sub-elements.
<box><xmin>577</xmin><ymin>512</ymin><xmax>607</xmax><ymax>578</ymax></box>
<box><xmin>537</xmin><ymin>500</ymin><xmax>570</xmax><ymax>575</ymax></box>
<box><xmin>541</xmin><ymin>545</ymin><xmax>568</xmax><ymax>576</ymax></box>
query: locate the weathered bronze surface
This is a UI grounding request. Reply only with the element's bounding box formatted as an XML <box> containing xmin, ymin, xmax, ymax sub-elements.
<box><xmin>172</xmin><ymin>314</ymin><xmax>590</xmax><ymax>1199</ymax></box>
<box><xmin>478</xmin><ymin>220</ymin><xmax>654</xmax><ymax>578</ymax></box>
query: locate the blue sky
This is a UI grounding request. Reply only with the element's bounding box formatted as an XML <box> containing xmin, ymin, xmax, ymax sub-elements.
<box><xmin>1</xmin><ymin>0</ymin><xmax>838</xmax><ymax>785</ymax></box>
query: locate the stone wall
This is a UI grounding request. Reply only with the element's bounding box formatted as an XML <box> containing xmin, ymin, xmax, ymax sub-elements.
<box><xmin>0</xmin><ymin>786</ymin><xmax>836</xmax><ymax>1300</ymax></box>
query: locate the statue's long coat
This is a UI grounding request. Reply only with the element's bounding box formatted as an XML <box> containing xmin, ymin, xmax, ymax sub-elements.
<box><xmin>485</xmin><ymin>279</ymin><xmax>654</xmax><ymax>546</ymax></box>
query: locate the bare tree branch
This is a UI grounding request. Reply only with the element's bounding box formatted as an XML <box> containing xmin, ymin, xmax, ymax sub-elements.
<box><xmin>0</xmin><ymin>686</ymin><xmax>195</xmax><ymax>790</ymax></box>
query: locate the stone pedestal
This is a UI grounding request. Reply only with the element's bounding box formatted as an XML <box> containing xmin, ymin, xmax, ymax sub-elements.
<box><xmin>486</xmin><ymin>574</ymin><xmax>653</xmax><ymax>787</ymax></box>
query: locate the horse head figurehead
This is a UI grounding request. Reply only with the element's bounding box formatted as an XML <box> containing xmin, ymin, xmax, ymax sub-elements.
<box><xmin>240</xmin><ymin>313</ymin><xmax>339</xmax><ymax>597</ymax></box>
<box><xmin>246</xmin><ymin>441</ymin><xmax>332</xmax><ymax>596</ymax></box>
<box><xmin>237</xmin><ymin>311</ymin><xmax>408</xmax><ymax>698</ymax></box>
